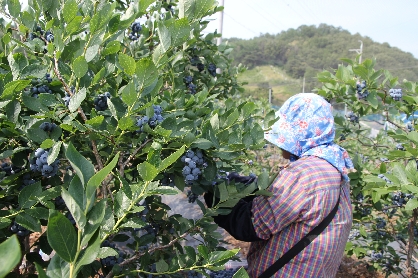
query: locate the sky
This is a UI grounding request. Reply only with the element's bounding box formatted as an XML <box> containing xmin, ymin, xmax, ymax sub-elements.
<box><xmin>204</xmin><ymin>0</ymin><xmax>418</xmax><ymax>59</ymax></box>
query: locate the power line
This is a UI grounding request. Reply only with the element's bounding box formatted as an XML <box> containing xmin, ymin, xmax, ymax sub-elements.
<box><xmin>242</xmin><ymin>0</ymin><xmax>287</xmax><ymax>30</ymax></box>
<box><xmin>282</xmin><ymin>0</ymin><xmax>308</xmax><ymax>23</ymax></box>
<box><xmin>294</xmin><ymin>0</ymin><xmax>321</xmax><ymax>23</ymax></box>
<box><xmin>224</xmin><ymin>12</ymin><xmax>259</xmax><ymax>36</ymax></box>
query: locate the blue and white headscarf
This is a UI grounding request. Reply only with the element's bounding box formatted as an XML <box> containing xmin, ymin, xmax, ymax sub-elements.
<box><xmin>264</xmin><ymin>93</ymin><xmax>354</xmax><ymax>183</ymax></box>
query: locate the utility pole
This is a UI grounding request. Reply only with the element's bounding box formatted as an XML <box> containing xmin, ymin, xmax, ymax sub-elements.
<box><xmin>349</xmin><ymin>40</ymin><xmax>363</xmax><ymax>63</ymax></box>
<box><xmin>302</xmin><ymin>76</ymin><xmax>305</xmax><ymax>93</ymax></box>
<box><xmin>268</xmin><ymin>87</ymin><xmax>272</xmax><ymax>104</ymax></box>
<box><xmin>216</xmin><ymin>0</ymin><xmax>225</xmax><ymax>46</ymax></box>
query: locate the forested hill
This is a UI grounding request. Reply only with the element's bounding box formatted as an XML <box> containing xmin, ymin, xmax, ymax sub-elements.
<box><xmin>227</xmin><ymin>24</ymin><xmax>418</xmax><ymax>82</ymax></box>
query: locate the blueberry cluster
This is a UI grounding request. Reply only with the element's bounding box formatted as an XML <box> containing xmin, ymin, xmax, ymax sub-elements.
<box><xmin>136</xmin><ymin>105</ymin><xmax>164</xmax><ymax>131</ymax></box>
<box><xmin>0</xmin><ymin>162</ymin><xmax>21</xmax><ymax>176</ymax></box>
<box><xmin>207</xmin><ymin>63</ymin><xmax>217</xmax><ymax>77</ymax></box>
<box><xmin>29</xmin><ymin>74</ymin><xmax>53</xmax><ymax>98</ymax></box>
<box><xmin>28</xmin><ymin>26</ymin><xmax>53</xmax><ymax>42</ymax></box>
<box><xmin>67</xmin><ymin>212</ymin><xmax>76</xmax><ymax>225</ymax></box>
<box><xmin>54</xmin><ymin>196</ymin><xmax>66</xmax><ymax>210</ymax></box>
<box><xmin>62</xmin><ymin>86</ymin><xmax>75</xmax><ymax>107</ymax></box>
<box><xmin>370</xmin><ymin>251</ymin><xmax>383</xmax><ymax>262</ymax></box>
<box><xmin>94</xmin><ymin>92</ymin><xmax>111</xmax><ymax>111</ymax></box>
<box><xmin>128</xmin><ymin>21</ymin><xmax>142</xmax><ymax>41</ymax></box>
<box><xmin>209</xmin><ymin>268</ymin><xmax>241</xmax><ymax>278</ymax></box>
<box><xmin>181</xmin><ymin>149</ymin><xmax>205</xmax><ymax>185</ymax></box>
<box><xmin>355</xmin><ymin>193</ymin><xmax>364</xmax><ymax>203</ymax></box>
<box><xmin>187</xmin><ymin>190</ymin><xmax>199</xmax><ymax>203</ymax></box>
<box><xmin>39</xmin><ymin>122</ymin><xmax>57</xmax><ymax>132</ymax></box>
<box><xmin>348</xmin><ymin>229</ymin><xmax>360</xmax><ymax>240</ymax></box>
<box><xmin>359</xmin><ymin>207</ymin><xmax>371</xmax><ymax>216</ymax></box>
<box><xmin>160</xmin><ymin>173</ymin><xmax>175</xmax><ymax>187</ymax></box>
<box><xmin>376</xmin><ymin>217</ymin><xmax>386</xmax><ymax>229</ymax></box>
<box><xmin>347</xmin><ymin>112</ymin><xmax>359</xmax><ymax>123</ymax></box>
<box><xmin>378</xmin><ymin>174</ymin><xmax>392</xmax><ymax>184</ymax></box>
<box><xmin>389</xmin><ymin>88</ymin><xmax>402</xmax><ymax>101</ymax></box>
<box><xmin>29</xmin><ymin>148</ymin><xmax>60</xmax><ymax>178</ymax></box>
<box><xmin>382</xmin><ymin>205</ymin><xmax>394</xmax><ymax>216</ymax></box>
<box><xmin>100</xmin><ymin>240</ymin><xmax>124</xmax><ymax>269</ymax></box>
<box><xmin>391</xmin><ymin>191</ymin><xmax>414</xmax><ymax>207</ymax></box>
<box><xmin>143</xmin><ymin>223</ymin><xmax>159</xmax><ymax>236</ymax></box>
<box><xmin>186</xmin><ymin>270</ymin><xmax>203</xmax><ymax>278</ymax></box>
<box><xmin>395</xmin><ymin>143</ymin><xmax>405</xmax><ymax>151</ymax></box>
<box><xmin>10</xmin><ymin>221</ymin><xmax>31</xmax><ymax>237</ymax></box>
<box><xmin>183</xmin><ymin>75</ymin><xmax>197</xmax><ymax>94</ymax></box>
<box><xmin>379</xmin><ymin>157</ymin><xmax>389</xmax><ymax>162</ymax></box>
<box><xmin>19</xmin><ymin>173</ymin><xmax>36</xmax><ymax>190</ymax></box>
<box><xmin>356</xmin><ymin>81</ymin><xmax>369</xmax><ymax>100</ymax></box>
<box><xmin>406</xmin><ymin>122</ymin><xmax>415</xmax><ymax>132</ymax></box>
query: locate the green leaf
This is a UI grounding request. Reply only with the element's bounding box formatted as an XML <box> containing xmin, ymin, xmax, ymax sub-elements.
<box><xmin>114</xmin><ymin>190</ymin><xmax>131</xmax><ymax>218</ymax></box>
<box><xmin>257</xmin><ymin>171</ymin><xmax>270</xmax><ymax>190</ymax></box>
<box><xmin>118</xmin><ymin>116</ymin><xmax>134</xmax><ymax>130</ymax></box>
<box><xmin>62</xmin><ymin>188</ymin><xmax>87</xmax><ymax>229</ymax></box>
<box><xmin>156</xmin><ymin>259</ymin><xmax>169</xmax><ymax>272</ymax></box>
<box><xmin>40</xmin><ymin>139</ymin><xmax>54</xmax><ymax>149</ymax></box>
<box><xmin>85</xmin><ymin>153</ymin><xmax>119</xmax><ymax>212</ymax></box>
<box><xmin>7</xmin><ymin>0</ymin><xmax>21</xmax><ymax>18</ymax></box>
<box><xmin>167</xmin><ymin>18</ymin><xmax>190</xmax><ymax>46</ymax></box>
<box><xmin>137</xmin><ymin>161</ymin><xmax>159</xmax><ymax>182</ymax></box>
<box><xmin>21</xmin><ymin>64</ymin><xmax>48</xmax><ymax>79</ymax></box>
<box><xmin>75</xmin><ymin>230</ymin><xmax>100</xmax><ymax>273</ymax></box>
<box><xmin>197</xmin><ymin>245</ymin><xmax>209</xmax><ymax>260</ymax></box>
<box><xmin>241</xmin><ymin>102</ymin><xmax>256</xmax><ymax>119</ymax></box>
<box><xmin>157</xmin><ymin>22</ymin><xmax>171</xmax><ymax>52</ymax></box>
<box><xmin>233</xmin><ymin>267</ymin><xmax>250</xmax><ymax>278</ymax></box>
<box><xmin>5</xmin><ymin>100</ymin><xmax>21</xmax><ymax>123</ymax></box>
<box><xmin>102</xmin><ymin>41</ymin><xmax>121</xmax><ymax>56</ymax></box>
<box><xmin>16</xmin><ymin>213</ymin><xmax>42</xmax><ymax>233</ymax></box>
<box><xmin>2</xmin><ymin>80</ymin><xmax>31</xmax><ymax>100</ymax></box>
<box><xmin>69</xmin><ymin>87</ymin><xmax>87</xmax><ymax>113</ymax></box>
<box><xmin>405</xmin><ymin>199</ymin><xmax>418</xmax><ymax>210</ymax></box>
<box><xmin>136</xmin><ymin>58</ymin><xmax>158</xmax><ymax>89</ymax></box>
<box><xmin>47</xmin><ymin>141</ymin><xmax>62</xmax><ymax>165</ymax></box>
<box><xmin>97</xmin><ymin>247</ymin><xmax>118</xmax><ymax>259</ymax></box>
<box><xmin>158</xmin><ymin>146</ymin><xmax>185</xmax><ymax>172</ymax></box>
<box><xmin>191</xmin><ymin>138</ymin><xmax>213</xmax><ymax>149</ymax></box>
<box><xmin>19</xmin><ymin>182</ymin><xmax>42</xmax><ymax>209</ymax></box>
<box><xmin>119</xmin><ymin>218</ymin><xmax>147</xmax><ymax>229</ymax></box>
<box><xmin>73</xmin><ymin>56</ymin><xmax>88</xmax><ymax>78</ymax></box>
<box><xmin>63</xmin><ymin>0</ymin><xmax>78</xmax><ymax>23</ymax></box>
<box><xmin>0</xmin><ymin>235</ymin><xmax>22</xmax><ymax>277</ymax></box>
<box><xmin>120</xmin><ymin>81</ymin><xmax>137</xmax><ymax>107</ymax></box>
<box><xmin>179</xmin><ymin>0</ymin><xmax>217</xmax><ymax>21</ymax></box>
<box><xmin>46</xmin><ymin>253</ymin><xmax>70</xmax><ymax>278</ymax></box>
<box><xmin>392</xmin><ymin>162</ymin><xmax>409</xmax><ymax>185</ymax></box>
<box><xmin>206</xmin><ymin>249</ymin><xmax>239</xmax><ymax>264</ymax></box>
<box><xmin>148</xmin><ymin>186</ymin><xmax>180</xmax><ymax>195</ymax></box>
<box><xmin>118</xmin><ymin>53</ymin><xmax>136</xmax><ymax>75</ymax></box>
<box><xmin>64</xmin><ymin>142</ymin><xmax>95</xmax><ymax>186</ymax></box>
<box><xmin>47</xmin><ymin>210</ymin><xmax>78</xmax><ymax>263</ymax></box>
<box><xmin>35</xmin><ymin>262</ymin><xmax>48</xmax><ymax>278</ymax></box>
<box><xmin>81</xmin><ymin>199</ymin><xmax>106</xmax><ymax>247</ymax></box>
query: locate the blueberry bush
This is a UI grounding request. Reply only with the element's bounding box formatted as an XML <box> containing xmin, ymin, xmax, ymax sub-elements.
<box><xmin>317</xmin><ymin>57</ymin><xmax>418</xmax><ymax>277</ymax></box>
<box><xmin>0</xmin><ymin>0</ymin><xmax>277</xmax><ymax>277</ymax></box>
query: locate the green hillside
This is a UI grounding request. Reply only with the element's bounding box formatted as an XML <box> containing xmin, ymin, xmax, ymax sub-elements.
<box><xmin>228</xmin><ymin>24</ymin><xmax>418</xmax><ymax>105</ymax></box>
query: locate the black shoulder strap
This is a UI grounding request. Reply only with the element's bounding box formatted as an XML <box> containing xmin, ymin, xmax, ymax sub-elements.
<box><xmin>258</xmin><ymin>196</ymin><xmax>340</xmax><ymax>278</ymax></box>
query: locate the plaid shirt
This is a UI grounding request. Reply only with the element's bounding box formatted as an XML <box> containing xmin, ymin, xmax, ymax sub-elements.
<box><xmin>247</xmin><ymin>156</ymin><xmax>352</xmax><ymax>277</ymax></box>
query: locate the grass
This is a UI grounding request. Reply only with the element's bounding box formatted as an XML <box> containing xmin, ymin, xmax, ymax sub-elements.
<box><xmin>237</xmin><ymin>65</ymin><xmax>303</xmax><ymax>106</ymax></box>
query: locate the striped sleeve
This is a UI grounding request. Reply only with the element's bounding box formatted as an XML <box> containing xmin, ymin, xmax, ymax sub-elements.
<box><xmin>251</xmin><ymin>169</ymin><xmax>308</xmax><ymax>240</ymax></box>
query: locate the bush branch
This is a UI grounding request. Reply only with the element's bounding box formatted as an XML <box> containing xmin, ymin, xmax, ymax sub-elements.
<box><xmin>105</xmin><ymin>230</ymin><xmax>192</xmax><ymax>278</ymax></box>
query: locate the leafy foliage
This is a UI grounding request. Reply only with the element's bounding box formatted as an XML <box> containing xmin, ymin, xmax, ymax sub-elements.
<box><xmin>316</xmin><ymin>56</ymin><xmax>418</xmax><ymax>276</ymax></box>
<box><xmin>0</xmin><ymin>0</ymin><xmax>274</xmax><ymax>277</ymax></box>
